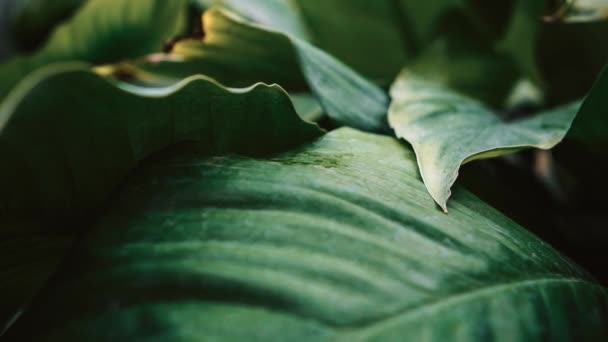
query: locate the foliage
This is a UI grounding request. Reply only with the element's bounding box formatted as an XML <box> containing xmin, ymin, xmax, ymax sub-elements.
<box><xmin>1</xmin><ymin>0</ymin><xmax>607</xmax><ymax>340</ymax></box>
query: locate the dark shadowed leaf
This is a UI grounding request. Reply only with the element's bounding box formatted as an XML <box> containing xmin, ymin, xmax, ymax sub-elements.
<box><xmin>0</xmin><ymin>0</ymin><xmax>86</xmax><ymax>56</ymax></box>
<box><xmin>133</xmin><ymin>7</ymin><xmax>389</xmax><ymax>132</ymax></box>
<box><xmin>0</xmin><ymin>63</ymin><xmax>321</xmax><ymax>328</ymax></box>
<box><xmin>547</xmin><ymin>0</ymin><xmax>608</xmax><ymax>22</ymax></box>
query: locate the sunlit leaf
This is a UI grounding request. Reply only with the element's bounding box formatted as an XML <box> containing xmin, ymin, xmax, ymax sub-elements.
<box><xmin>546</xmin><ymin>0</ymin><xmax>608</xmax><ymax>22</ymax></box>
<box><xmin>0</xmin><ymin>0</ymin><xmax>86</xmax><ymax>58</ymax></box>
<box><xmin>134</xmin><ymin>7</ymin><xmax>389</xmax><ymax>132</ymax></box>
<box><xmin>388</xmin><ymin>70</ymin><xmax>581</xmax><ymax>211</ymax></box>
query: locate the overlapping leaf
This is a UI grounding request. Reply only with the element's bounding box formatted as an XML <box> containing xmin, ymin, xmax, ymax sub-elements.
<box><xmin>547</xmin><ymin>0</ymin><xmax>608</xmax><ymax>22</ymax></box>
<box><xmin>133</xmin><ymin>7</ymin><xmax>389</xmax><ymax>131</ymax></box>
<box><xmin>389</xmin><ymin>65</ymin><xmax>608</xmax><ymax>211</ymax></box>
<box><xmin>388</xmin><ymin>70</ymin><xmax>583</xmax><ymax>211</ymax></box>
<box><xmin>192</xmin><ymin>0</ymin><xmax>412</xmax><ymax>81</ymax></box>
<box><xmin>0</xmin><ymin>63</ymin><xmax>321</xmax><ymax>328</ymax></box>
<box><xmin>4</xmin><ymin>128</ymin><xmax>608</xmax><ymax>340</ymax></box>
<box><xmin>0</xmin><ymin>0</ymin><xmax>86</xmax><ymax>57</ymax></box>
<box><xmin>0</xmin><ymin>0</ymin><xmax>189</xmax><ymax>101</ymax></box>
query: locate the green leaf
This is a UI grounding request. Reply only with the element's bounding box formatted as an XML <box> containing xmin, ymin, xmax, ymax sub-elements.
<box><xmin>0</xmin><ymin>63</ymin><xmax>321</xmax><ymax>222</ymax></box>
<box><xmin>192</xmin><ymin>0</ymin><xmax>313</xmax><ymax>41</ymax></box>
<box><xmin>136</xmin><ymin>7</ymin><xmax>389</xmax><ymax>132</ymax></box>
<box><xmin>0</xmin><ymin>228</ymin><xmax>75</xmax><ymax>335</ymax></box>
<box><xmin>192</xmin><ymin>0</ymin><xmax>410</xmax><ymax>82</ymax></box>
<box><xmin>388</xmin><ymin>70</ymin><xmax>581</xmax><ymax>211</ymax></box>
<box><xmin>496</xmin><ymin>0</ymin><xmax>547</xmax><ymax>84</ymax></box>
<box><xmin>568</xmin><ymin>65</ymin><xmax>608</xmax><ymax>155</ymax></box>
<box><xmin>5</xmin><ymin>128</ymin><xmax>608</xmax><ymax>340</ymax></box>
<box><xmin>0</xmin><ymin>62</ymin><xmax>321</xmax><ymax>328</ymax></box>
<box><xmin>0</xmin><ymin>0</ymin><xmax>189</xmax><ymax>101</ymax></box>
<box><xmin>407</xmin><ymin>11</ymin><xmax>520</xmax><ymax>108</ymax></box>
<box><xmin>0</xmin><ymin>0</ymin><xmax>86</xmax><ymax>56</ymax></box>
<box><xmin>290</xmin><ymin>92</ymin><xmax>325</xmax><ymax>123</ymax></box>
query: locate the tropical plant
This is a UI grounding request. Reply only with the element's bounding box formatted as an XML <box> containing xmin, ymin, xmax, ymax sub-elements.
<box><xmin>1</xmin><ymin>0</ymin><xmax>607</xmax><ymax>340</ymax></box>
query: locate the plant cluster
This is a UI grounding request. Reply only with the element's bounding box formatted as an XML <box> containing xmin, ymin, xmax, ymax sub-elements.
<box><xmin>1</xmin><ymin>0</ymin><xmax>607</xmax><ymax>340</ymax></box>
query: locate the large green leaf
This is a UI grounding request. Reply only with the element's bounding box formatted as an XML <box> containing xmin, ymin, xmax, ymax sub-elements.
<box><xmin>134</xmin><ymin>7</ymin><xmax>389</xmax><ymax>132</ymax></box>
<box><xmin>4</xmin><ymin>128</ymin><xmax>608</xmax><ymax>340</ymax></box>
<box><xmin>0</xmin><ymin>63</ymin><xmax>321</xmax><ymax>328</ymax></box>
<box><xmin>0</xmin><ymin>0</ymin><xmax>189</xmax><ymax>101</ymax></box>
<box><xmin>388</xmin><ymin>70</ymin><xmax>582</xmax><ymax>211</ymax></box>
<box><xmin>0</xmin><ymin>62</ymin><xmax>321</xmax><ymax>222</ymax></box>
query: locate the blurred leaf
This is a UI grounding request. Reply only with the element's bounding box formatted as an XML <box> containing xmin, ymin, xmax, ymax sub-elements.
<box><xmin>0</xmin><ymin>0</ymin><xmax>189</xmax><ymax>101</ymax></box>
<box><xmin>388</xmin><ymin>70</ymin><xmax>580</xmax><ymax>211</ymax></box>
<box><xmin>4</xmin><ymin>128</ymin><xmax>608</xmax><ymax>340</ymax></box>
<box><xmin>409</xmin><ymin>9</ymin><xmax>520</xmax><ymax>107</ymax></box>
<box><xmin>0</xmin><ymin>0</ymin><xmax>86</xmax><ymax>61</ymax></box>
<box><xmin>0</xmin><ymin>229</ymin><xmax>75</xmax><ymax>335</ymax></box>
<box><xmin>397</xmin><ymin>0</ymin><xmax>464</xmax><ymax>48</ymax></box>
<box><xmin>496</xmin><ymin>0</ymin><xmax>547</xmax><ymax>84</ymax></box>
<box><xmin>546</xmin><ymin>0</ymin><xmax>608</xmax><ymax>22</ymax></box>
<box><xmin>538</xmin><ymin>20</ymin><xmax>608</xmax><ymax>105</ymax></box>
<box><xmin>6</xmin><ymin>0</ymin><xmax>86</xmax><ymax>53</ymax></box>
<box><xmin>134</xmin><ymin>8</ymin><xmax>389</xmax><ymax>132</ymax></box>
<box><xmin>566</xmin><ymin>65</ymin><xmax>608</xmax><ymax>156</ymax></box>
<box><xmin>192</xmin><ymin>0</ymin><xmax>410</xmax><ymax>82</ymax></box>
<box><xmin>290</xmin><ymin>93</ymin><xmax>324</xmax><ymax>123</ymax></box>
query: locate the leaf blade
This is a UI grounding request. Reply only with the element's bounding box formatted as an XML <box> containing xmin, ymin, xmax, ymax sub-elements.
<box><xmin>388</xmin><ymin>70</ymin><xmax>580</xmax><ymax>211</ymax></box>
<box><xmin>4</xmin><ymin>128</ymin><xmax>608</xmax><ymax>340</ymax></box>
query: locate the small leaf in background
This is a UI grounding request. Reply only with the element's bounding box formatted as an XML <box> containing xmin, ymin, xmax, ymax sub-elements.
<box><xmin>192</xmin><ymin>0</ymin><xmax>313</xmax><ymax>40</ymax></box>
<box><xmin>545</xmin><ymin>0</ymin><xmax>608</xmax><ymax>22</ymax></box>
<box><xmin>4</xmin><ymin>128</ymin><xmax>607</xmax><ymax>341</ymax></box>
<box><xmin>408</xmin><ymin>8</ymin><xmax>520</xmax><ymax>107</ymax></box>
<box><xmin>567</xmin><ymin>65</ymin><xmax>608</xmax><ymax>156</ymax></box>
<box><xmin>193</xmin><ymin>0</ymin><xmax>410</xmax><ymax>82</ymax></box>
<box><xmin>0</xmin><ymin>0</ymin><xmax>190</xmax><ymax>101</ymax></box>
<box><xmin>495</xmin><ymin>0</ymin><xmax>547</xmax><ymax>84</ymax></box>
<box><xmin>136</xmin><ymin>8</ymin><xmax>389</xmax><ymax>132</ymax></box>
<box><xmin>388</xmin><ymin>70</ymin><xmax>580</xmax><ymax>211</ymax></box>
<box><xmin>0</xmin><ymin>0</ymin><xmax>86</xmax><ymax>61</ymax></box>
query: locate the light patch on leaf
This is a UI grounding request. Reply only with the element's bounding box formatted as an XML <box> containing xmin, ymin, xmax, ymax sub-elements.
<box><xmin>388</xmin><ymin>70</ymin><xmax>581</xmax><ymax>211</ymax></box>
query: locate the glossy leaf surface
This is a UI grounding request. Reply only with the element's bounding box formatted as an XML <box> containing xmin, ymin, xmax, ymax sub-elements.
<box><xmin>5</xmin><ymin>128</ymin><xmax>608</xmax><ymax>341</ymax></box>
